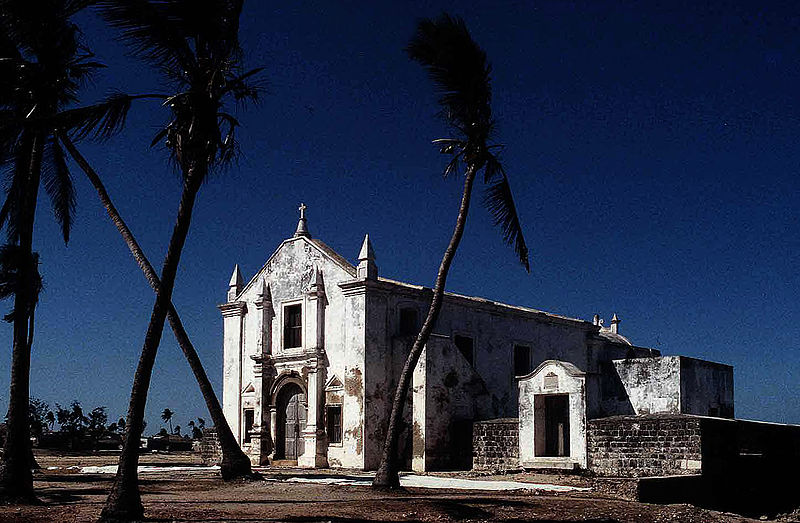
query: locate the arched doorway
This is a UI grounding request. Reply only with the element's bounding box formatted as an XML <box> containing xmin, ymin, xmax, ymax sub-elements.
<box><xmin>275</xmin><ymin>383</ymin><xmax>307</xmax><ymax>460</ymax></box>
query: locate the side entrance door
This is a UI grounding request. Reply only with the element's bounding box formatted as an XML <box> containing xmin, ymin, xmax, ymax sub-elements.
<box><xmin>544</xmin><ymin>394</ymin><xmax>570</xmax><ymax>457</ymax></box>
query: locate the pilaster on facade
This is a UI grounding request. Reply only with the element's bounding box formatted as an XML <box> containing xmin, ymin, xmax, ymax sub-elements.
<box><xmin>219</xmin><ymin>300</ymin><xmax>248</xmax><ymax>444</ymax></box>
<box><xmin>299</xmin><ymin>267</ymin><xmax>329</xmax><ymax>468</ymax></box>
<box><xmin>249</xmin><ymin>353</ymin><xmax>276</xmax><ymax>465</ymax></box>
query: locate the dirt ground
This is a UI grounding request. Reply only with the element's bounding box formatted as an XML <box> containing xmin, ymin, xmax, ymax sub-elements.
<box><xmin>0</xmin><ymin>451</ymin><xmax>777</xmax><ymax>522</ymax></box>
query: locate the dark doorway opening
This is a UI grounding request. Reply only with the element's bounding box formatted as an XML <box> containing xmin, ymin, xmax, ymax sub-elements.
<box><xmin>544</xmin><ymin>395</ymin><xmax>570</xmax><ymax>457</ymax></box>
<box><xmin>276</xmin><ymin>383</ymin><xmax>307</xmax><ymax>460</ymax></box>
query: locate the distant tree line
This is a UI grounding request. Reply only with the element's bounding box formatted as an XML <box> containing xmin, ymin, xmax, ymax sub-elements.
<box><xmin>0</xmin><ymin>399</ymin><xmax>206</xmax><ymax>452</ymax></box>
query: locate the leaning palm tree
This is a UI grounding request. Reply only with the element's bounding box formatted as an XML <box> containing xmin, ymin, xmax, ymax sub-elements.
<box><xmin>95</xmin><ymin>1</ymin><xmax>261</xmax><ymax>519</ymax></box>
<box><xmin>58</xmin><ymin>135</ymin><xmax>253</xmax><ymax>481</ymax></box>
<box><xmin>373</xmin><ymin>14</ymin><xmax>530</xmax><ymax>489</ymax></box>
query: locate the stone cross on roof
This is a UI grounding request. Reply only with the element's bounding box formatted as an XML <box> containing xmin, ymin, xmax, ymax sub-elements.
<box><xmin>294</xmin><ymin>202</ymin><xmax>311</xmax><ymax>238</ymax></box>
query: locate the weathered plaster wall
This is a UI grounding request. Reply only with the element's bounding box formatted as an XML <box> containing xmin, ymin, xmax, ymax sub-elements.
<box><xmin>611</xmin><ymin>356</ymin><xmax>734</xmax><ymax>419</ymax></box>
<box><xmin>612</xmin><ymin>356</ymin><xmax>682</xmax><ymax>416</ymax></box>
<box><xmin>221</xmin><ymin>305</ymin><xmax>245</xmax><ymax>442</ymax></box>
<box><xmin>421</xmin><ymin>336</ymin><xmax>492</xmax><ymax>470</ymax></box>
<box><xmin>337</xmin><ymin>285</ymin><xmax>366</xmax><ymax>469</ymax></box>
<box><xmin>679</xmin><ymin>357</ymin><xmax>734</xmax><ymax>418</ymax></box>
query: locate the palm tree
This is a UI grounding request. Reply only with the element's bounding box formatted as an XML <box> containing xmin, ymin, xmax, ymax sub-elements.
<box><xmin>161</xmin><ymin>408</ymin><xmax>174</xmax><ymax>435</ymax></box>
<box><xmin>373</xmin><ymin>14</ymin><xmax>530</xmax><ymax>489</ymax></box>
<box><xmin>95</xmin><ymin>1</ymin><xmax>261</xmax><ymax>519</ymax></box>
<box><xmin>58</xmin><ymin>134</ymin><xmax>252</xmax><ymax>480</ymax></box>
<box><xmin>0</xmin><ymin>0</ymin><xmax>107</xmax><ymax>502</ymax></box>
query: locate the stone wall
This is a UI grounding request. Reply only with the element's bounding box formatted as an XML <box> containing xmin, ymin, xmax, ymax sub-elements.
<box><xmin>588</xmin><ymin>415</ymin><xmax>702</xmax><ymax>477</ymax></box>
<box><xmin>472</xmin><ymin>418</ymin><xmax>519</xmax><ymax>470</ymax></box>
<box><xmin>200</xmin><ymin>428</ymin><xmax>222</xmax><ymax>466</ymax></box>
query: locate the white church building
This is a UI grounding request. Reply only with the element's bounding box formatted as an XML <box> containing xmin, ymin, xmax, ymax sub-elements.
<box><xmin>220</xmin><ymin>206</ymin><xmax>733</xmax><ymax>471</ymax></box>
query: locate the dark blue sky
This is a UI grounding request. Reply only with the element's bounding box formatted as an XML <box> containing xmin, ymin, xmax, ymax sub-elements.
<box><xmin>1</xmin><ymin>1</ymin><xmax>799</xmax><ymax>432</ymax></box>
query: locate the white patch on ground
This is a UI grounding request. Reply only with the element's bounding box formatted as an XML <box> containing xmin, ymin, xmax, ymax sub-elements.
<box><xmin>79</xmin><ymin>465</ymin><xmax>219</xmax><ymax>474</ymax></box>
<box><xmin>74</xmin><ymin>466</ymin><xmax>588</xmax><ymax>493</ymax></box>
<box><xmin>282</xmin><ymin>474</ymin><xmax>589</xmax><ymax>492</ymax></box>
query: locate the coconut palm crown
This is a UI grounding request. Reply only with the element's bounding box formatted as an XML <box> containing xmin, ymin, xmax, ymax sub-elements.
<box><xmin>407</xmin><ymin>14</ymin><xmax>529</xmax><ymax>270</ymax></box>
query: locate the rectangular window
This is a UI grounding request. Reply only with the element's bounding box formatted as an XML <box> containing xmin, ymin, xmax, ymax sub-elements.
<box><xmin>326</xmin><ymin>405</ymin><xmax>342</xmax><ymax>444</ymax></box>
<box><xmin>514</xmin><ymin>345</ymin><xmax>532</xmax><ymax>376</ymax></box>
<box><xmin>398</xmin><ymin>308</ymin><xmax>418</xmax><ymax>336</ymax></box>
<box><xmin>284</xmin><ymin>304</ymin><xmax>302</xmax><ymax>348</ymax></box>
<box><xmin>454</xmin><ymin>334</ymin><xmax>474</xmax><ymax>365</ymax></box>
<box><xmin>243</xmin><ymin>409</ymin><xmax>254</xmax><ymax>443</ymax></box>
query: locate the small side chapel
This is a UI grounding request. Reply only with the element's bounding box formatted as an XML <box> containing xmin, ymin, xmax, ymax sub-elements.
<box><xmin>220</xmin><ymin>205</ymin><xmax>733</xmax><ymax>472</ymax></box>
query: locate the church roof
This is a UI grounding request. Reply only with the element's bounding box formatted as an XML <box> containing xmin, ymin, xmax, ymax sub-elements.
<box><xmin>228</xmin><ymin>215</ymin><xmax>639</xmax><ymax>343</ymax></box>
<box><xmin>374</xmin><ymin>276</ymin><xmax>594</xmax><ymax>328</ymax></box>
<box><xmin>597</xmin><ymin>328</ymin><xmax>633</xmax><ymax>346</ymax></box>
<box><xmin>310</xmin><ymin>238</ymin><xmax>356</xmax><ymax>277</ymax></box>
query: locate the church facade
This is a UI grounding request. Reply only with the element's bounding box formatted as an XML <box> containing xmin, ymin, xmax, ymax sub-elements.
<box><xmin>220</xmin><ymin>207</ymin><xmax>733</xmax><ymax>471</ymax></box>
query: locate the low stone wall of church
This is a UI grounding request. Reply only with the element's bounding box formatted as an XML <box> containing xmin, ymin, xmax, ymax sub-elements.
<box><xmin>200</xmin><ymin>427</ymin><xmax>222</xmax><ymax>466</ymax></box>
<box><xmin>472</xmin><ymin>418</ymin><xmax>519</xmax><ymax>470</ymax></box>
<box><xmin>588</xmin><ymin>415</ymin><xmax>702</xmax><ymax>477</ymax></box>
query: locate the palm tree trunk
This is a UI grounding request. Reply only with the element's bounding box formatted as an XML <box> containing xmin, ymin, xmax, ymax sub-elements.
<box><xmin>100</xmin><ymin>164</ymin><xmax>205</xmax><ymax>522</ymax></box>
<box><xmin>0</xmin><ymin>133</ymin><xmax>43</xmax><ymax>503</ymax></box>
<box><xmin>373</xmin><ymin>164</ymin><xmax>477</xmax><ymax>489</ymax></box>
<box><xmin>59</xmin><ymin>135</ymin><xmax>252</xmax><ymax>480</ymax></box>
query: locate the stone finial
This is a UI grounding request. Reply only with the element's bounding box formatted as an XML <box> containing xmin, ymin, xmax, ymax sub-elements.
<box><xmin>294</xmin><ymin>202</ymin><xmax>311</xmax><ymax>238</ymax></box>
<box><xmin>357</xmin><ymin>234</ymin><xmax>377</xmax><ymax>280</ymax></box>
<box><xmin>258</xmin><ymin>279</ymin><xmax>272</xmax><ymax>304</ymax></box>
<box><xmin>610</xmin><ymin>313</ymin><xmax>620</xmax><ymax>334</ymax></box>
<box><xmin>592</xmin><ymin>314</ymin><xmax>600</xmax><ymax>326</ymax></box>
<box><xmin>227</xmin><ymin>264</ymin><xmax>243</xmax><ymax>301</ymax></box>
<box><xmin>309</xmin><ymin>265</ymin><xmax>325</xmax><ymax>296</ymax></box>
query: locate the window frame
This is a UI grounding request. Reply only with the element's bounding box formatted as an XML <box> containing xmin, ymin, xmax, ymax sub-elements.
<box><xmin>282</xmin><ymin>301</ymin><xmax>304</xmax><ymax>349</ymax></box>
<box><xmin>326</xmin><ymin>404</ymin><xmax>343</xmax><ymax>446</ymax></box>
<box><xmin>397</xmin><ymin>306</ymin><xmax>419</xmax><ymax>337</ymax></box>
<box><xmin>513</xmin><ymin>343</ymin><xmax>533</xmax><ymax>377</ymax></box>
<box><xmin>243</xmin><ymin>408</ymin><xmax>255</xmax><ymax>444</ymax></box>
<box><xmin>452</xmin><ymin>332</ymin><xmax>475</xmax><ymax>366</ymax></box>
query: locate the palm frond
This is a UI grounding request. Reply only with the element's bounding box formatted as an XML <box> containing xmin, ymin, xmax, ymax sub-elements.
<box><xmin>443</xmin><ymin>150</ymin><xmax>463</xmax><ymax>179</ymax></box>
<box><xmin>0</xmin><ymin>132</ymin><xmax>35</xmax><ymax>244</ymax></box>
<box><xmin>223</xmin><ymin>66</ymin><xmax>265</xmax><ymax>103</ymax></box>
<box><xmin>482</xmin><ymin>159</ymin><xmax>530</xmax><ymax>271</ymax></box>
<box><xmin>96</xmin><ymin>0</ymin><xmax>197</xmax><ymax>74</ymax></box>
<box><xmin>406</xmin><ymin>14</ymin><xmax>492</xmax><ymax>138</ymax></box>
<box><xmin>42</xmin><ymin>137</ymin><xmax>75</xmax><ymax>243</ymax></box>
<box><xmin>59</xmin><ymin>92</ymin><xmax>163</xmax><ymax>141</ymax></box>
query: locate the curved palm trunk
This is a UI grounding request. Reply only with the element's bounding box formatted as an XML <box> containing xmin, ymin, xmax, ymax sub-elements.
<box><xmin>0</xmin><ymin>134</ymin><xmax>43</xmax><ymax>503</ymax></box>
<box><xmin>59</xmin><ymin>135</ymin><xmax>252</xmax><ymax>480</ymax></box>
<box><xmin>373</xmin><ymin>165</ymin><xmax>477</xmax><ymax>489</ymax></box>
<box><xmin>100</xmin><ymin>164</ymin><xmax>205</xmax><ymax>522</ymax></box>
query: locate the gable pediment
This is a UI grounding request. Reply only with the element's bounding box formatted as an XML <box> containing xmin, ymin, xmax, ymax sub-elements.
<box><xmin>325</xmin><ymin>375</ymin><xmax>343</xmax><ymax>390</ymax></box>
<box><xmin>235</xmin><ymin>236</ymin><xmax>356</xmax><ymax>302</ymax></box>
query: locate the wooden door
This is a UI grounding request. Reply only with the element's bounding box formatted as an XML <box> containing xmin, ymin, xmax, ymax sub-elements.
<box><xmin>277</xmin><ymin>384</ymin><xmax>307</xmax><ymax>460</ymax></box>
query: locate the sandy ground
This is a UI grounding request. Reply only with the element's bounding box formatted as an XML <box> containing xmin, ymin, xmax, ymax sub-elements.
<box><xmin>0</xmin><ymin>450</ymin><xmax>769</xmax><ymax>522</ymax></box>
